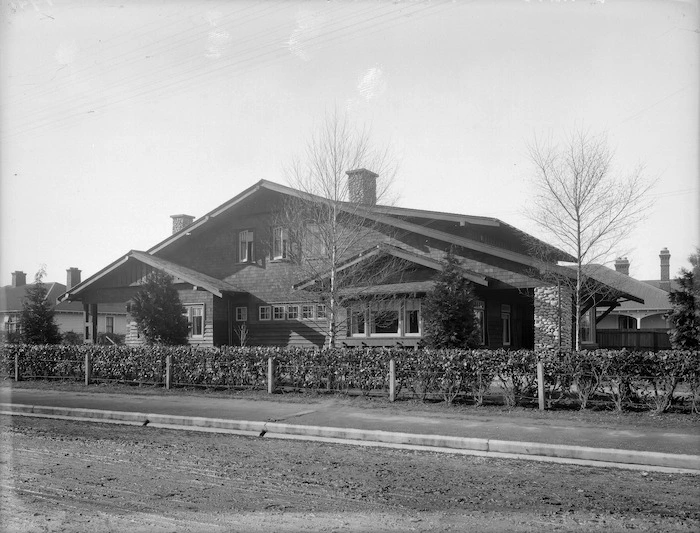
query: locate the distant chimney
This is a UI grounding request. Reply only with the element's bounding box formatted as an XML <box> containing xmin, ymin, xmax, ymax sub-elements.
<box><xmin>347</xmin><ymin>169</ymin><xmax>378</xmax><ymax>206</ymax></box>
<box><xmin>11</xmin><ymin>271</ymin><xmax>26</xmax><ymax>287</ymax></box>
<box><xmin>171</xmin><ymin>214</ymin><xmax>195</xmax><ymax>235</ymax></box>
<box><xmin>614</xmin><ymin>257</ymin><xmax>630</xmax><ymax>276</ymax></box>
<box><xmin>66</xmin><ymin>267</ymin><xmax>81</xmax><ymax>290</ymax></box>
<box><xmin>659</xmin><ymin>247</ymin><xmax>671</xmax><ymax>291</ymax></box>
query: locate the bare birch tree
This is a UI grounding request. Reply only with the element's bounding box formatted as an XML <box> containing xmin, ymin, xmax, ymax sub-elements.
<box><xmin>527</xmin><ymin>129</ymin><xmax>653</xmax><ymax>349</ymax></box>
<box><xmin>276</xmin><ymin>110</ymin><xmax>399</xmax><ymax>347</ymax></box>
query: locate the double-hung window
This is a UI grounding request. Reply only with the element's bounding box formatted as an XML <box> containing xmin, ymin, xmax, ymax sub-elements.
<box><xmin>184</xmin><ymin>305</ymin><xmax>204</xmax><ymax>338</ymax></box>
<box><xmin>287</xmin><ymin>305</ymin><xmax>299</xmax><ymax>320</ymax></box>
<box><xmin>316</xmin><ymin>304</ymin><xmax>327</xmax><ymax>320</ymax></box>
<box><xmin>301</xmin><ymin>304</ymin><xmax>314</xmax><ymax>320</ymax></box>
<box><xmin>235</xmin><ymin>307</ymin><xmax>248</xmax><ymax>322</ymax></box>
<box><xmin>105</xmin><ymin>316</ymin><xmax>114</xmax><ymax>334</ymax></box>
<box><xmin>404</xmin><ymin>300</ymin><xmax>421</xmax><ymax>335</ymax></box>
<box><xmin>273</xmin><ymin>227</ymin><xmax>289</xmax><ymax>260</ymax></box>
<box><xmin>273</xmin><ymin>305</ymin><xmax>286</xmax><ymax>320</ymax></box>
<box><xmin>239</xmin><ymin>230</ymin><xmax>254</xmax><ymax>263</ymax></box>
<box><xmin>259</xmin><ymin>306</ymin><xmax>271</xmax><ymax>321</ymax></box>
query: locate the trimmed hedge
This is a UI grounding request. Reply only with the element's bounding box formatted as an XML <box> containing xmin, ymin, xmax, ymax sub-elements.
<box><xmin>1</xmin><ymin>344</ymin><xmax>698</xmax><ymax>412</ymax></box>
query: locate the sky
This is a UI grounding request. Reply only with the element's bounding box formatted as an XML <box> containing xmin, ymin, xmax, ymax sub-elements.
<box><xmin>1</xmin><ymin>0</ymin><xmax>698</xmax><ymax>287</ymax></box>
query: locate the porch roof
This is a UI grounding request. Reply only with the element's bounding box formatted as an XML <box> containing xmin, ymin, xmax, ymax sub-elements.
<box><xmin>59</xmin><ymin>250</ymin><xmax>241</xmax><ymax>302</ymax></box>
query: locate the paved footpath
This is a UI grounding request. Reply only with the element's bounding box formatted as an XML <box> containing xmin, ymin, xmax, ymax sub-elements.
<box><xmin>2</xmin><ymin>386</ymin><xmax>699</xmax><ymax>472</ymax></box>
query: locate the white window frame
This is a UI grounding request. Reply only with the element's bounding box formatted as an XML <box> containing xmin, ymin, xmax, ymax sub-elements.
<box><xmin>350</xmin><ymin>305</ymin><xmax>367</xmax><ymax>337</ymax></box>
<box><xmin>287</xmin><ymin>305</ymin><xmax>299</xmax><ymax>320</ymax></box>
<box><xmin>184</xmin><ymin>304</ymin><xmax>205</xmax><ymax>339</ymax></box>
<box><xmin>259</xmin><ymin>305</ymin><xmax>271</xmax><ymax>321</ymax></box>
<box><xmin>273</xmin><ymin>305</ymin><xmax>286</xmax><ymax>321</ymax></box>
<box><xmin>501</xmin><ymin>304</ymin><xmax>511</xmax><ymax>347</ymax></box>
<box><xmin>403</xmin><ymin>299</ymin><xmax>421</xmax><ymax>336</ymax></box>
<box><xmin>235</xmin><ymin>306</ymin><xmax>248</xmax><ymax>322</ymax></box>
<box><xmin>239</xmin><ymin>230</ymin><xmax>254</xmax><ymax>263</ymax></box>
<box><xmin>316</xmin><ymin>304</ymin><xmax>327</xmax><ymax>320</ymax></box>
<box><xmin>105</xmin><ymin>316</ymin><xmax>115</xmax><ymax>334</ymax></box>
<box><xmin>301</xmin><ymin>304</ymin><xmax>314</xmax><ymax>321</ymax></box>
<box><xmin>273</xmin><ymin>227</ymin><xmax>290</xmax><ymax>260</ymax></box>
<box><xmin>369</xmin><ymin>301</ymin><xmax>401</xmax><ymax>337</ymax></box>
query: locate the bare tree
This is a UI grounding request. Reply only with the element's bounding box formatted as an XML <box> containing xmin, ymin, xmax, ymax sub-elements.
<box><xmin>276</xmin><ymin>110</ymin><xmax>400</xmax><ymax>347</ymax></box>
<box><xmin>527</xmin><ymin>129</ymin><xmax>653</xmax><ymax>349</ymax></box>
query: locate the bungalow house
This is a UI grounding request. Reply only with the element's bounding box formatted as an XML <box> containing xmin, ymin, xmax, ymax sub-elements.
<box><xmin>58</xmin><ymin>171</ymin><xmax>647</xmax><ymax>350</ymax></box>
<box><xmin>1</xmin><ymin>269</ymin><xmax>127</xmax><ymax>342</ymax></box>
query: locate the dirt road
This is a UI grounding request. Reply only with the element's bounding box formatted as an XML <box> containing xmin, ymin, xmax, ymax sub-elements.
<box><xmin>1</xmin><ymin>415</ymin><xmax>698</xmax><ymax>532</ymax></box>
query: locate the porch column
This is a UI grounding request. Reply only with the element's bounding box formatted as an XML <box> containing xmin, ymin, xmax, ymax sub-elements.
<box><xmin>83</xmin><ymin>303</ymin><xmax>98</xmax><ymax>343</ymax></box>
<box><xmin>534</xmin><ymin>284</ymin><xmax>573</xmax><ymax>351</ymax></box>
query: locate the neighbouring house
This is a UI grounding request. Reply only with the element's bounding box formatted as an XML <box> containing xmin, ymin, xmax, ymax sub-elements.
<box><xmin>58</xmin><ymin>171</ymin><xmax>650</xmax><ymax>349</ymax></box>
<box><xmin>593</xmin><ymin>249</ymin><xmax>677</xmax><ymax>350</ymax></box>
<box><xmin>0</xmin><ymin>268</ymin><xmax>127</xmax><ymax>343</ymax></box>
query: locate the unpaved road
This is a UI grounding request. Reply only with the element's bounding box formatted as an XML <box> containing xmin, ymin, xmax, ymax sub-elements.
<box><xmin>1</xmin><ymin>416</ymin><xmax>698</xmax><ymax>532</ymax></box>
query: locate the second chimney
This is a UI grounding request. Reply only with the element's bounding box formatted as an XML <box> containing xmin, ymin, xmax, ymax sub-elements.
<box><xmin>614</xmin><ymin>257</ymin><xmax>630</xmax><ymax>276</ymax></box>
<box><xmin>659</xmin><ymin>247</ymin><xmax>671</xmax><ymax>291</ymax></box>
<box><xmin>347</xmin><ymin>169</ymin><xmax>378</xmax><ymax>206</ymax></box>
<box><xmin>11</xmin><ymin>271</ymin><xmax>26</xmax><ymax>287</ymax></box>
<box><xmin>66</xmin><ymin>267</ymin><xmax>82</xmax><ymax>291</ymax></box>
<box><xmin>171</xmin><ymin>214</ymin><xmax>195</xmax><ymax>235</ymax></box>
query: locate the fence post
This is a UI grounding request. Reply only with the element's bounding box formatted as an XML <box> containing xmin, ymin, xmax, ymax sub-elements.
<box><xmin>84</xmin><ymin>351</ymin><xmax>91</xmax><ymax>386</ymax></box>
<box><xmin>166</xmin><ymin>355</ymin><xmax>172</xmax><ymax>390</ymax></box>
<box><xmin>389</xmin><ymin>358</ymin><xmax>396</xmax><ymax>402</ymax></box>
<box><xmin>14</xmin><ymin>350</ymin><xmax>20</xmax><ymax>382</ymax></box>
<box><xmin>537</xmin><ymin>360</ymin><xmax>546</xmax><ymax>411</ymax></box>
<box><xmin>267</xmin><ymin>357</ymin><xmax>275</xmax><ymax>394</ymax></box>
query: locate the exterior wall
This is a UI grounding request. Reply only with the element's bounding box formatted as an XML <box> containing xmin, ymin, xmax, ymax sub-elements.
<box><xmin>640</xmin><ymin>313</ymin><xmax>669</xmax><ymax>329</ymax></box>
<box><xmin>534</xmin><ymin>285</ymin><xmax>573</xmax><ymax>351</ymax></box>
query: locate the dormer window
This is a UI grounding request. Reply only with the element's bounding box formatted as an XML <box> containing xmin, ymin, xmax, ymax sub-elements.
<box><xmin>273</xmin><ymin>227</ymin><xmax>289</xmax><ymax>260</ymax></box>
<box><xmin>239</xmin><ymin>230</ymin><xmax>254</xmax><ymax>263</ymax></box>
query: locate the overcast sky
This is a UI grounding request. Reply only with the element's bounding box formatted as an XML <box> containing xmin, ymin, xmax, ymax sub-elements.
<box><xmin>1</xmin><ymin>0</ymin><xmax>698</xmax><ymax>286</ymax></box>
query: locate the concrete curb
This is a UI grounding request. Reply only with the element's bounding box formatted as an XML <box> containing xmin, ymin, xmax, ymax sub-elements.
<box><xmin>3</xmin><ymin>403</ymin><xmax>699</xmax><ymax>472</ymax></box>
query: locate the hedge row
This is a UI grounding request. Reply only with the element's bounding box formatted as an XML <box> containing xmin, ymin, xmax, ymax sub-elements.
<box><xmin>1</xmin><ymin>344</ymin><xmax>698</xmax><ymax>412</ymax></box>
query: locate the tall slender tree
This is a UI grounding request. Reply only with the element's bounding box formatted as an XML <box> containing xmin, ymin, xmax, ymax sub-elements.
<box><xmin>19</xmin><ymin>267</ymin><xmax>62</xmax><ymax>345</ymax></box>
<box><xmin>276</xmin><ymin>110</ymin><xmax>398</xmax><ymax>347</ymax></box>
<box><xmin>527</xmin><ymin>129</ymin><xmax>653</xmax><ymax>349</ymax></box>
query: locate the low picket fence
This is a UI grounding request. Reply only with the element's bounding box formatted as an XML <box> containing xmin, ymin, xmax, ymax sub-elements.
<box><xmin>1</xmin><ymin>344</ymin><xmax>698</xmax><ymax>413</ymax></box>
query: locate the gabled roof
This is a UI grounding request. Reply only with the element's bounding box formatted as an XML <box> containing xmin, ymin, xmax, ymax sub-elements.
<box><xmin>148</xmin><ymin>179</ymin><xmax>573</xmax><ymax>269</ymax></box>
<box><xmin>1</xmin><ymin>281</ymin><xmax>65</xmax><ymax>312</ymax></box>
<box><xmin>561</xmin><ymin>264</ymin><xmax>648</xmax><ymax>305</ymax></box>
<box><xmin>294</xmin><ymin>243</ymin><xmax>488</xmax><ymax>290</ymax></box>
<box><xmin>59</xmin><ymin>250</ymin><xmax>241</xmax><ymax>302</ymax></box>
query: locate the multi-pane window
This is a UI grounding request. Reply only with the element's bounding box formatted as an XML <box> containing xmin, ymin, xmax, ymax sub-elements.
<box><xmin>474</xmin><ymin>301</ymin><xmax>486</xmax><ymax>345</ymax></box>
<box><xmin>239</xmin><ymin>230</ymin><xmax>254</xmax><ymax>263</ymax></box>
<box><xmin>301</xmin><ymin>304</ymin><xmax>314</xmax><ymax>320</ymax></box>
<box><xmin>235</xmin><ymin>307</ymin><xmax>248</xmax><ymax>322</ymax></box>
<box><xmin>273</xmin><ymin>305</ymin><xmax>286</xmax><ymax>320</ymax></box>
<box><xmin>287</xmin><ymin>305</ymin><xmax>299</xmax><ymax>320</ymax></box>
<box><xmin>304</xmin><ymin>224</ymin><xmax>326</xmax><ymax>258</ymax></box>
<box><xmin>404</xmin><ymin>300</ymin><xmax>421</xmax><ymax>335</ymax></box>
<box><xmin>259</xmin><ymin>306</ymin><xmax>271</xmax><ymax>321</ymax></box>
<box><xmin>184</xmin><ymin>305</ymin><xmax>204</xmax><ymax>338</ymax></box>
<box><xmin>106</xmin><ymin>316</ymin><xmax>114</xmax><ymax>334</ymax></box>
<box><xmin>273</xmin><ymin>227</ymin><xmax>289</xmax><ymax>260</ymax></box>
<box><xmin>316</xmin><ymin>304</ymin><xmax>327</xmax><ymax>320</ymax></box>
<box><xmin>501</xmin><ymin>304</ymin><xmax>511</xmax><ymax>346</ymax></box>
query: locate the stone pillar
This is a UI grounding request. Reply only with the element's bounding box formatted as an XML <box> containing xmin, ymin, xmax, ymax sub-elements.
<box><xmin>534</xmin><ymin>284</ymin><xmax>573</xmax><ymax>351</ymax></box>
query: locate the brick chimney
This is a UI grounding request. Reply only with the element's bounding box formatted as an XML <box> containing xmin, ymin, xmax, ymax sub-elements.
<box><xmin>614</xmin><ymin>257</ymin><xmax>630</xmax><ymax>276</ymax></box>
<box><xmin>659</xmin><ymin>247</ymin><xmax>671</xmax><ymax>291</ymax></box>
<box><xmin>11</xmin><ymin>271</ymin><xmax>26</xmax><ymax>287</ymax></box>
<box><xmin>347</xmin><ymin>169</ymin><xmax>377</xmax><ymax>206</ymax></box>
<box><xmin>171</xmin><ymin>214</ymin><xmax>195</xmax><ymax>235</ymax></box>
<box><xmin>66</xmin><ymin>267</ymin><xmax>81</xmax><ymax>290</ymax></box>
